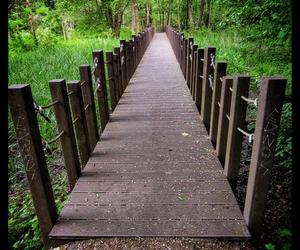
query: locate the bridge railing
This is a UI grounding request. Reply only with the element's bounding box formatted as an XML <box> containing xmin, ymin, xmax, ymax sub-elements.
<box><xmin>8</xmin><ymin>27</ymin><xmax>155</xmax><ymax>248</ymax></box>
<box><xmin>166</xmin><ymin>26</ymin><xmax>289</xmax><ymax>238</ymax></box>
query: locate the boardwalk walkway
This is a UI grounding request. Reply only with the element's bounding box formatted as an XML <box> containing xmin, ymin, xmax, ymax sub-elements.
<box><xmin>49</xmin><ymin>33</ymin><xmax>250</xmax><ymax>239</ymax></box>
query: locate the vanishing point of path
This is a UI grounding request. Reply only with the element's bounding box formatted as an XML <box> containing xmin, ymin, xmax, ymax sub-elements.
<box><xmin>49</xmin><ymin>33</ymin><xmax>250</xmax><ymax>239</ymax></box>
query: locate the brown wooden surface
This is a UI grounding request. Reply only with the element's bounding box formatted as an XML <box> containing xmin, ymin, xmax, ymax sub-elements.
<box><xmin>49</xmin><ymin>79</ymin><xmax>81</xmax><ymax>189</ymax></box>
<box><xmin>49</xmin><ymin>34</ymin><xmax>250</xmax><ymax>240</ymax></box>
<box><xmin>209</xmin><ymin>62</ymin><xmax>227</xmax><ymax>146</ymax></box>
<box><xmin>67</xmin><ymin>80</ymin><xmax>90</xmax><ymax>167</ymax></box>
<box><xmin>79</xmin><ymin>65</ymin><xmax>99</xmax><ymax>151</ymax></box>
<box><xmin>216</xmin><ymin>77</ymin><xmax>233</xmax><ymax>165</ymax></box>
<box><xmin>195</xmin><ymin>48</ymin><xmax>204</xmax><ymax>111</ymax></box>
<box><xmin>8</xmin><ymin>84</ymin><xmax>57</xmax><ymax>247</ymax></box>
<box><xmin>243</xmin><ymin>77</ymin><xmax>286</xmax><ymax>237</ymax></box>
<box><xmin>224</xmin><ymin>76</ymin><xmax>250</xmax><ymax>188</ymax></box>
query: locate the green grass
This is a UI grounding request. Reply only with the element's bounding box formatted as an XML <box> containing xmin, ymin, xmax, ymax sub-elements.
<box><xmin>185</xmin><ymin>27</ymin><xmax>291</xmax><ymax>95</ymax></box>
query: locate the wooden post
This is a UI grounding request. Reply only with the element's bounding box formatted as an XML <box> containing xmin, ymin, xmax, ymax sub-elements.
<box><xmin>106</xmin><ymin>52</ymin><xmax>117</xmax><ymax>112</ymax></box>
<box><xmin>113</xmin><ymin>50</ymin><xmax>122</xmax><ymax>101</ymax></box>
<box><xmin>92</xmin><ymin>50</ymin><xmax>109</xmax><ymax>132</ymax></box>
<box><xmin>223</xmin><ymin>75</ymin><xmax>250</xmax><ymax>189</ymax></box>
<box><xmin>191</xmin><ymin>46</ymin><xmax>198</xmax><ymax>99</ymax></box>
<box><xmin>125</xmin><ymin>41</ymin><xmax>131</xmax><ymax>84</ymax></box>
<box><xmin>243</xmin><ymin>77</ymin><xmax>286</xmax><ymax>237</ymax></box>
<box><xmin>182</xmin><ymin>39</ymin><xmax>187</xmax><ymax>77</ymax></box>
<box><xmin>120</xmin><ymin>40</ymin><xmax>128</xmax><ymax>89</ymax></box>
<box><xmin>186</xmin><ymin>38</ymin><xmax>193</xmax><ymax>88</ymax></box>
<box><xmin>195</xmin><ymin>48</ymin><xmax>204</xmax><ymax>111</ymax></box>
<box><xmin>216</xmin><ymin>76</ymin><xmax>233</xmax><ymax>166</ymax></box>
<box><xmin>8</xmin><ymin>84</ymin><xmax>57</xmax><ymax>247</ymax></box>
<box><xmin>201</xmin><ymin>46</ymin><xmax>216</xmax><ymax>130</ymax></box>
<box><xmin>67</xmin><ymin>80</ymin><xmax>90</xmax><ymax>167</ymax></box>
<box><xmin>49</xmin><ymin>79</ymin><xmax>81</xmax><ymax>188</ymax></box>
<box><xmin>209</xmin><ymin>61</ymin><xmax>227</xmax><ymax>147</ymax></box>
<box><xmin>79</xmin><ymin>65</ymin><xmax>99</xmax><ymax>151</ymax></box>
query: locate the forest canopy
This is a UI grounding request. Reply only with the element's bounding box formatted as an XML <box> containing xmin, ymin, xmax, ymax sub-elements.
<box><xmin>8</xmin><ymin>0</ymin><xmax>291</xmax><ymax>52</ymax></box>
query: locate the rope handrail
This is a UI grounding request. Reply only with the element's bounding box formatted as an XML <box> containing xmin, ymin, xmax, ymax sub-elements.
<box><xmin>237</xmin><ymin>127</ymin><xmax>254</xmax><ymax>143</ymax></box>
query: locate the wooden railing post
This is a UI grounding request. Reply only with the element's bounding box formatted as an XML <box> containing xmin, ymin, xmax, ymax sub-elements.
<box><xmin>195</xmin><ymin>48</ymin><xmax>204</xmax><ymax>111</ymax></box>
<box><xmin>182</xmin><ymin>38</ymin><xmax>187</xmax><ymax>78</ymax></box>
<box><xmin>106</xmin><ymin>51</ymin><xmax>117</xmax><ymax>112</ymax></box>
<box><xmin>114</xmin><ymin>47</ymin><xmax>124</xmax><ymax>96</ymax></box>
<box><xmin>209</xmin><ymin>61</ymin><xmax>227</xmax><ymax>146</ymax></box>
<box><xmin>67</xmin><ymin>80</ymin><xmax>91</xmax><ymax>167</ymax></box>
<box><xmin>49</xmin><ymin>79</ymin><xmax>81</xmax><ymax>188</ymax></box>
<box><xmin>186</xmin><ymin>38</ymin><xmax>193</xmax><ymax>88</ymax></box>
<box><xmin>243</xmin><ymin>77</ymin><xmax>286</xmax><ymax>237</ymax></box>
<box><xmin>125</xmin><ymin>40</ymin><xmax>131</xmax><ymax>84</ymax></box>
<box><xmin>120</xmin><ymin>40</ymin><xmax>128</xmax><ymax>89</ymax></box>
<box><xmin>8</xmin><ymin>84</ymin><xmax>57</xmax><ymax>247</ymax></box>
<box><xmin>223</xmin><ymin>75</ymin><xmax>250</xmax><ymax>188</ymax></box>
<box><xmin>92</xmin><ymin>50</ymin><xmax>110</xmax><ymax>132</ymax></box>
<box><xmin>191</xmin><ymin>45</ymin><xmax>198</xmax><ymax>99</ymax></box>
<box><xmin>201</xmin><ymin>46</ymin><xmax>216</xmax><ymax>129</ymax></box>
<box><xmin>216</xmin><ymin>76</ymin><xmax>233</xmax><ymax>165</ymax></box>
<box><xmin>113</xmin><ymin>52</ymin><xmax>122</xmax><ymax>101</ymax></box>
<box><xmin>79</xmin><ymin>65</ymin><xmax>99</xmax><ymax>151</ymax></box>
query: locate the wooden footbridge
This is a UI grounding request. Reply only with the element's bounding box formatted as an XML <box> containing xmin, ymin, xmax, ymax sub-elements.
<box><xmin>9</xmin><ymin>27</ymin><xmax>287</xmax><ymax>248</ymax></box>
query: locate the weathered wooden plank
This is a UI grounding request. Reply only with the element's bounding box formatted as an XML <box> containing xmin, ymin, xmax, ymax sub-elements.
<box><xmin>67</xmin><ymin>191</ymin><xmax>237</xmax><ymax>205</ymax></box>
<box><xmin>243</xmin><ymin>77</ymin><xmax>286</xmax><ymax>237</ymax></box>
<box><xmin>49</xmin><ymin>220</ymin><xmax>250</xmax><ymax>239</ymax></box>
<box><xmin>8</xmin><ymin>84</ymin><xmax>57</xmax><ymax>247</ymax></box>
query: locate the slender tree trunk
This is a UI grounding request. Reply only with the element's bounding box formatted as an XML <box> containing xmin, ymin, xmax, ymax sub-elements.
<box><xmin>131</xmin><ymin>0</ymin><xmax>140</xmax><ymax>34</ymax></box>
<box><xmin>187</xmin><ymin>0</ymin><xmax>193</xmax><ymax>28</ymax></box>
<box><xmin>162</xmin><ymin>0</ymin><xmax>165</xmax><ymax>29</ymax></box>
<box><xmin>204</xmin><ymin>0</ymin><xmax>211</xmax><ymax>27</ymax></box>
<box><xmin>178</xmin><ymin>0</ymin><xmax>181</xmax><ymax>30</ymax></box>
<box><xmin>197</xmin><ymin>0</ymin><xmax>205</xmax><ymax>27</ymax></box>
<box><xmin>146</xmin><ymin>0</ymin><xmax>150</xmax><ymax>26</ymax></box>
<box><xmin>167</xmin><ymin>0</ymin><xmax>173</xmax><ymax>25</ymax></box>
<box><xmin>112</xmin><ymin>14</ymin><xmax>123</xmax><ymax>37</ymax></box>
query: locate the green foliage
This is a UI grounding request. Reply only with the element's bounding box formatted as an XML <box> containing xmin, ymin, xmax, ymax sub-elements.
<box><xmin>265</xmin><ymin>243</ymin><xmax>276</xmax><ymax>250</ymax></box>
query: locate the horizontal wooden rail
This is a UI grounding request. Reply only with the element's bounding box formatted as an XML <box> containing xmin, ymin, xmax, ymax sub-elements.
<box><xmin>166</xmin><ymin>25</ymin><xmax>287</xmax><ymax>239</ymax></box>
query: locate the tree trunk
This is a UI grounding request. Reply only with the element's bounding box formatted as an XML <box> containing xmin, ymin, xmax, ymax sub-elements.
<box><xmin>162</xmin><ymin>0</ymin><xmax>165</xmax><ymax>29</ymax></box>
<box><xmin>197</xmin><ymin>0</ymin><xmax>205</xmax><ymax>27</ymax></box>
<box><xmin>178</xmin><ymin>0</ymin><xmax>181</xmax><ymax>30</ymax></box>
<box><xmin>187</xmin><ymin>0</ymin><xmax>193</xmax><ymax>28</ymax></box>
<box><xmin>204</xmin><ymin>0</ymin><xmax>211</xmax><ymax>27</ymax></box>
<box><xmin>112</xmin><ymin>14</ymin><xmax>123</xmax><ymax>37</ymax></box>
<box><xmin>131</xmin><ymin>0</ymin><xmax>140</xmax><ymax>34</ymax></box>
<box><xmin>146</xmin><ymin>0</ymin><xmax>150</xmax><ymax>26</ymax></box>
<box><xmin>167</xmin><ymin>0</ymin><xmax>173</xmax><ymax>25</ymax></box>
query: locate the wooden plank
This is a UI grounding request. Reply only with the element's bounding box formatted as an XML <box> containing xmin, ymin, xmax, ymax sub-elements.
<box><xmin>243</xmin><ymin>77</ymin><xmax>286</xmax><ymax>237</ymax></box>
<box><xmin>209</xmin><ymin>62</ymin><xmax>227</xmax><ymax>147</ymax></box>
<box><xmin>49</xmin><ymin>79</ymin><xmax>81</xmax><ymax>189</ymax></box>
<box><xmin>67</xmin><ymin>191</ymin><xmax>237</xmax><ymax>205</ymax></box>
<box><xmin>49</xmin><ymin>220</ymin><xmax>250</xmax><ymax>239</ymax></box>
<box><xmin>59</xmin><ymin>204</ymin><xmax>244</xmax><ymax>220</ymax></box>
<box><xmin>216</xmin><ymin>77</ymin><xmax>233</xmax><ymax>165</ymax></box>
<box><xmin>201</xmin><ymin>47</ymin><xmax>216</xmax><ymax>130</ymax></box>
<box><xmin>92</xmin><ymin>50</ymin><xmax>109</xmax><ymax>131</ymax></box>
<box><xmin>67</xmin><ymin>80</ymin><xmax>90</xmax><ymax>167</ymax></box>
<box><xmin>8</xmin><ymin>84</ymin><xmax>57</xmax><ymax>247</ymax></box>
<box><xmin>114</xmin><ymin>47</ymin><xmax>124</xmax><ymax>96</ymax></box>
<box><xmin>79</xmin><ymin>65</ymin><xmax>99</xmax><ymax>151</ymax></box>
<box><xmin>224</xmin><ymin>76</ymin><xmax>250</xmax><ymax>188</ymax></box>
<box><xmin>113</xmin><ymin>53</ymin><xmax>121</xmax><ymax>102</ymax></box>
<box><xmin>191</xmin><ymin>49</ymin><xmax>197</xmax><ymax>99</ymax></box>
<box><xmin>120</xmin><ymin>40</ymin><xmax>128</xmax><ymax>90</ymax></box>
